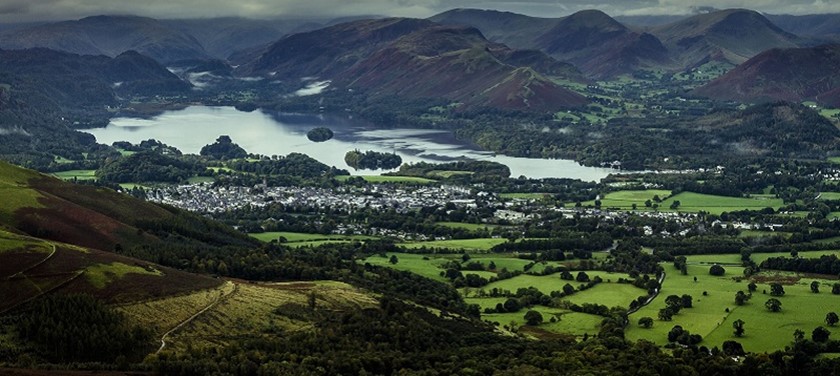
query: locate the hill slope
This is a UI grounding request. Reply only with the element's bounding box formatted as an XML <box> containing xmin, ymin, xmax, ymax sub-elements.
<box><xmin>240</xmin><ymin>18</ymin><xmax>587</xmax><ymax>111</ymax></box>
<box><xmin>694</xmin><ymin>44</ymin><xmax>840</xmax><ymax>106</ymax></box>
<box><xmin>0</xmin><ymin>15</ymin><xmax>211</xmax><ymax>63</ymax></box>
<box><xmin>0</xmin><ymin>160</ymin><xmax>255</xmax><ymax>254</ymax></box>
<box><xmin>652</xmin><ymin>9</ymin><xmax>804</xmax><ymax>69</ymax></box>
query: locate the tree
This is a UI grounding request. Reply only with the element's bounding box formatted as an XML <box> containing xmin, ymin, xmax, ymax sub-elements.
<box><xmin>722</xmin><ymin>340</ymin><xmax>745</xmax><ymax>356</ymax></box>
<box><xmin>769</xmin><ymin>283</ymin><xmax>785</xmax><ymax>296</ymax></box>
<box><xmin>681</xmin><ymin>294</ymin><xmax>693</xmax><ymax>309</ymax></box>
<box><xmin>503</xmin><ymin>298</ymin><xmax>520</xmax><ymax>313</ymax></box>
<box><xmin>644</xmin><ymin>199</ymin><xmax>652</xmax><ymax>207</ymax></box>
<box><xmin>576</xmin><ymin>271</ymin><xmax>590</xmax><ymax>282</ymax></box>
<box><xmin>524</xmin><ymin>310</ymin><xmax>544</xmax><ymax>326</ymax></box>
<box><xmin>709</xmin><ymin>264</ymin><xmax>726</xmax><ymax>276</ymax></box>
<box><xmin>462</xmin><ymin>253</ymin><xmax>471</xmax><ymax>262</ymax></box>
<box><xmin>826</xmin><ymin>312</ymin><xmax>839</xmax><ymax>326</ymax></box>
<box><xmin>562</xmin><ymin>283</ymin><xmax>575</xmax><ymax>295</ymax></box>
<box><xmin>488</xmin><ymin>261</ymin><xmax>496</xmax><ymax>270</ymax></box>
<box><xmin>813</xmin><ymin>326</ymin><xmax>831</xmax><ymax>343</ymax></box>
<box><xmin>389</xmin><ymin>255</ymin><xmax>399</xmax><ymax>264</ymax></box>
<box><xmin>669</xmin><ymin>200</ymin><xmax>681</xmax><ymax>210</ymax></box>
<box><xmin>794</xmin><ymin>329</ymin><xmax>805</xmax><ymax>342</ymax></box>
<box><xmin>811</xmin><ymin>281</ymin><xmax>820</xmax><ymax>293</ymax></box>
<box><xmin>667</xmin><ymin>325</ymin><xmax>684</xmax><ymax>342</ymax></box>
<box><xmin>665</xmin><ymin>295</ymin><xmax>682</xmax><ymax>313</ymax></box>
<box><xmin>833</xmin><ymin>283</ymin><xmax>840</xmax><ymax>295</ymax></box>
<box><xmin>735</xmin><ymin>291</ymin><xmax>750</xmax><ymax>305</ymax></box>
<box><xmin>733</xmin><ymin>319</ymin><xmax>745</xmax><ymax>337</ymax></box>
<box><xmin>748</xmin><ymin>282</ymin><xmax>757</xmax><ymax>293</ymax></box>
<box><xmin>638</xmin><ymin>317</ymin><xmax>654</xmax><ymax>328</ymax></box>
<box><xmin>658</xmin><ymin>308</ymin><xmax>674</xmax><ymax>321</ymax></box>
<box><xmin>765</xmin><ymin>298</ymin><xmax>782</xmax><ymax>312</ymax></box>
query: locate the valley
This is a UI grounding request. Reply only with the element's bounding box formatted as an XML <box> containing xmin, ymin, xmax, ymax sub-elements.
<box><xmin>0</xmin><ymin>3</ymin><xmax>840</xmax><ymax>375</ymax></box>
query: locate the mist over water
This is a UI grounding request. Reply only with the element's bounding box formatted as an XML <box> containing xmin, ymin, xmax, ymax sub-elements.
<box><xmin>84</xmin><ymin>106</ymin><xmax>618</xmax><ymax>181</ymax></box>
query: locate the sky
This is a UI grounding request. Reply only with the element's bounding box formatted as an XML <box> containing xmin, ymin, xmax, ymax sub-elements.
<box><xmin>2</xmin><ymin>0</ymin><xmax>840</xmax><ymax>23</ymax></box>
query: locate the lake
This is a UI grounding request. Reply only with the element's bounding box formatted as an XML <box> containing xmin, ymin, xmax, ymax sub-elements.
<box><xmin>84</xmin><ymin>106</ymin><xmax>619</xmax><ymax>181</ymax></box>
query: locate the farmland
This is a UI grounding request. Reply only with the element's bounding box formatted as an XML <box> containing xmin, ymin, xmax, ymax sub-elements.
<box><xmin>335</xmin><ymin>175</ymin><xmax>436</xmax><ymax>184</ymax></box>
<box><xmin>583</xmin><ymin>189</ymin><xmax>784</xmax><ymax>214</ymax></box>
<box><xmin>626</xmin><ymin>263</ymin><xmax>840</xmax><ymax>352</ymax></box>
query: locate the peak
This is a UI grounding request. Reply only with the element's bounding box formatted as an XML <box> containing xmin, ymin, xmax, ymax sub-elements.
<box><xmin>562</xmin><ymin>10</ymin><xmax>624</xmax><ymax>29</ymax></box>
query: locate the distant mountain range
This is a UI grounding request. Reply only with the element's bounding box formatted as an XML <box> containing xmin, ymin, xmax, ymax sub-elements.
<box><xmin>0</xmin><ymin>9</ymin><xmax>838</xmax><ymax>112</ymax></box>
<box><xmin>694</xmin><ymin>44</ymin><xmax>840</xmax><ymax>107</ymax></box>
<box><xmin>432</xmin><ymin>8</ymin><xmax>812</xmax><ymax>77</ymax></box>
<box><xmin>239</xmin><ymin>18</ymin><xmax>588</xmax><ymax>111</ymax></box>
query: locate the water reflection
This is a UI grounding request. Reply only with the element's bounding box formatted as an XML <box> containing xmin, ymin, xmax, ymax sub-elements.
<box><xmin>84</xmin><ymin>106</ymin><xmax>618</xmax><ymax>181</ymax></box>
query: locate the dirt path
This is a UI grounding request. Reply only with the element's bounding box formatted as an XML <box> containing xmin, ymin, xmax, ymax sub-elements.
<box><xmin>155</xmin><ymin>281</ymin><xmax>237</xmax><ymax>354</ymax></box>
<box><xmin>6</xmin><ymin>243</ymin><xmax>57</xmax><ymax>280</ymax></box>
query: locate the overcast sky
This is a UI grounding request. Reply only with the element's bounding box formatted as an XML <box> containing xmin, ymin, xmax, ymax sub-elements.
<box><xmin>2</xmin><ymin>0</ymin><xmax>840</xmax><ymax>23</ymax></box>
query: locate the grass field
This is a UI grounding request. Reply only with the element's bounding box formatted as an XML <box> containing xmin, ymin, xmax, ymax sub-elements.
<box><xmin>581</xmin><ymin>190</ymin><xmax>784</xmax><ymax>215</ymax></box>
<box><xmin>751</xmin><ymin>250</ymin><xmax>840</xmax><ymax>266</ymax></box>
<box><xmin>581</xmin><ymin>189</ymin><xmax>673</xmax><ymax>209</ymax></box>
<box><xmin>364</xmin><ymin>253</ymin><xmax>449</xmax><ymax>282</ymax></box>
<box><xmin>52</xmin><ymin>170</ymin><xmax>97</xmax><ymax>181</ymax></box>
<box><xmin>400</xmin><ymin>238</ymin><xmax>508</xmax><ymax>251</ymax></box>
<box><xmin>335</xmin><ymin>175</ymin><xmax>436</xmax><ymax>184</ymax></box>
<box><xmin>661</xmin><ymin>192</ymin><xmax>783</xmax><ymax>215</ymax></box>
<box><xmin>250</xmin><ymin>231</ymin><xmax>376</xmax><ymax>243</ymax></box>
<box><xmin>474</xmin><ymin>271</ymin><xmax>637</xmax><ymax>297</ymax></box>
<box><xmin>626</xmin><ymin>263</ymin><xmax>840</xmax><ymax>352</ymax></box>
<box><xmin>685</xmin><ymin>254</ymin><xmax>744</xmax><ymax>265</ymax></box>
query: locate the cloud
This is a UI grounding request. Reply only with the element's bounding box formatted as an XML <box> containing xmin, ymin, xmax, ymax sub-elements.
<box><xmin>0</xmin><ymin>0</ymin><xmax>838</xmax><ymax>23</ymax></box>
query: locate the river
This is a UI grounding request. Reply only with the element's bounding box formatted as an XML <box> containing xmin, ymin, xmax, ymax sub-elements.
<box><xmin>84</xmin><ymin>106</ymin><xmax>619</xmax><ymax>181</ymax></box>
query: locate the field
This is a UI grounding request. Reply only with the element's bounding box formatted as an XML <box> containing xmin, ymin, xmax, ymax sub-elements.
<box><xmin>335</xmin><ymin>175</ymin><xmax>435</xmax><ymax>184</ymax></box>
<box><xmin>250</xmin><ymin>231</ymin><xmax>376</xmax><ymax>245</ymax></box>
<box><xmin>626</xmin><ymin>263</ymin><xmax>840</xmax><ymax>352</ymax></box>
<box><xmin>581</xmin><ymin>189</ymin><xmax>672</xmax><ymax>209</ymax></box>
<box><xmin>582</xmin><ymin>190</ymin><xmax>784</xmax><ymax>214</ymax></box>
<box><xmin>661</xmin><ymin>192</ymin><xmax>784</xmax><ymax>214</ymax></box>
<box><xmin>751</xmin><ymin>250</ymin><xmax>840</xmax><ymax>266</ymax></box>
<box><xmin>400</xmin><ymin>238</ymin><xmax>508</xmax><ymax>251</ymax></box>
<box><xmin>51</xmin><ymin>170</ymin><xmax>97</xmax><ymax>181</ymax></box>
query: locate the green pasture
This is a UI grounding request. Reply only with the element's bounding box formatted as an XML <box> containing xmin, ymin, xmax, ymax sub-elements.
<box><xmin>627</xmin><ymin>263</ymin><xmax>840</xmax><ymax>352</ymax></box>
<box><xmin>582</xmin><ymin>190</ymin><xmax>784</xmax><ymax>214</ymax></box>
<box><xmin>363</xmin><ymin>253</ymin><xmax>448</xmax><ymax>282</ymax></box>
<box><xmin>250</xmin><ymin>231</ymin><xmax>376</xmax><ymax>243</ymax></box>
<box><xmin>581</xmin><ymin>189</ymin><xmax>672</xmax><ymax>209</ymax></box>
<box><xmin>661</xmin><ymin>192</ymin><xmax>783</xmax><ymax>215</ymax></box>
<box><xmin>752</xmin><ymin>250</ymin><xmax>840</xmax><ymax>266</ymax></box>
<box><xmin>474</xmin><ymin>271</ymin><xmax>634</xmax><ymax>296</ymax></box>
<box><xmin>51</xmin><ymin>170</ymin><xmax>97</xmax><ymax>181</ymax></box>
<box><xmin>400</xmin><ymin>238</ymin><xmax>508</xmax><ymax>251</ymax></box>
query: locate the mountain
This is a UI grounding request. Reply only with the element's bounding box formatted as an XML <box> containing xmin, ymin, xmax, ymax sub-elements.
<box><xmin>651</xmin><ymin>9</ymin><xmax>804</xmax><ymax>69</ymax></box>
<box><xmin>694</xmin><ymin>44</ymin><xmax>840</xmax><ymax>107</ymax></box>
<box><xmin>161</xmin><ymin>17</ymin><xmax>324</xmax><ymax>60</ymax></box>
<box><xmin>0</xmin><ymin>15</ymin><xmax>211</xmax><ymax>63</ymax></box>
<box><xmin>431</xmin><ymin>9</ymin><xmax>670</xmax><ymax>78</ymax></box>
<box><xmin>766</xmin><ymin>14</ymin><xmax>840</xmax><ymax>42</ymax></box>
<box><xmin>0</xmin><ymin>48</ymin><xmax>190</xmax><ymax>109</ymax></box>
<box><xmin>535</xmin><ymin>10</ymin><xmax>670</xmax><ymax>78</ymax></box>
<box><xmin>240</xmin><ymin>18</ymin><xmax>587</xmax><ymax>111</ymax></box>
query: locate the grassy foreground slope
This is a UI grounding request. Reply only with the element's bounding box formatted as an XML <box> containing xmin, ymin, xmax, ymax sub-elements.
<box><xmin>0</xmin><ymin>160</ymin><xmax>257</xmax><ymax>252</ymax></box>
